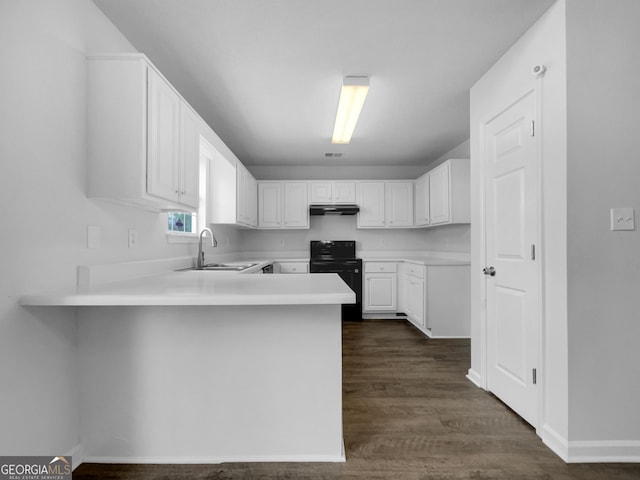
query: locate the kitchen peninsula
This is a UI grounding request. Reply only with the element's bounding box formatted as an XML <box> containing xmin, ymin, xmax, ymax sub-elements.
<box><xmin>20</xmin><ymin>267</ymin><xmax>354</xmax><ymax>464</ymax></box>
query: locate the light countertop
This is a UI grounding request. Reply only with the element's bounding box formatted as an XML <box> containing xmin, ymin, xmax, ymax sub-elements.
<box><xmin>19</xmin><ymin>271</ymin><xmax>355</xmax><ymax>307</ymax></box>
<box><xmin>360</xmin><ymin>255</ymin><xmax>470</xmax><ymax>266</ymax></box>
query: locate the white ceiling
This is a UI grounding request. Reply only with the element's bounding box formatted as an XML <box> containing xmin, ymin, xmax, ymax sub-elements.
<box><xmin>93</xmin><ymin>0</ymin><xmax>555</xmax><ymax>167</ymax></box>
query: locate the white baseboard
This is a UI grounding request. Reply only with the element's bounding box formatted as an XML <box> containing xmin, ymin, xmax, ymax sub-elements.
<box><xmin>65</xmin><ymin>443</ymin><xmax>84</xmax><ymax>471</ymax></box>
<box><xmin>466</xmin><ymin>368</ymin><xmax>483</xmax><ymax>388</ymax></box>
<box><xmin>82</xmin><ymin>453</ymin><xmax>346</xmax><ymax>464</ymax></box>
<box><xmin>540</xmin><ymin>423</ymin><xmax>569</xmax><ymax>461</ymax></box>
<box><xmin>567</xmin><ymin>440</ymin><xmax>640</xmax><ymax>463</ymax></box>
<box><xmin>541</xmin><ymin>424</ymin><xmax>640</xmax><ymax>463</ymax></box>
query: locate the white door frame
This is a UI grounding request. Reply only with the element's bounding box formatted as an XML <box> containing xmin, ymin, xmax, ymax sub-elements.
<box><xmin>477</xmin><ymin>80</ymin><xmax>546</xmax><ymax>433</ymax></box>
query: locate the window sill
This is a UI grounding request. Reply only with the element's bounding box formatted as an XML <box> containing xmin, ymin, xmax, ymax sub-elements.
<box><xmin>166</xmin><ymin>232</ymin><xmax>199</xmax><ymax>244</ymax></box>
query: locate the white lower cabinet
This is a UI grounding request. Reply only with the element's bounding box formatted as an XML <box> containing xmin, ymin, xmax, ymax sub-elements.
<box><xmin>424</xmin><ymin>265</ymin><xmax>470</xmax><ymax>338</ymax></box>
<box><xmin>363</xmin><ymin>262</ymin><xmax>397</xmax><ymax>312</ymax></box>
<box><xmin>402</xmin><ymin>264</ymin><xmax>426</xmax><ymax>329</ymax></box>
<box><xmin>400</xmin><ymin>263</ymin><xmax>470</xmax><ymax>338</ymax></box>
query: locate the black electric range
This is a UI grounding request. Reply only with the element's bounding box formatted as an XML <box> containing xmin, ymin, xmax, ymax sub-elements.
<box><xmin>309</xmin><ymin>240</ymin><xmax>362</xmax><ymax>320</ymax></box>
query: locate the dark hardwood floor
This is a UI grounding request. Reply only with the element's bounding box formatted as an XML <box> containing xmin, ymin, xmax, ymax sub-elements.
<box><xmin>74</xmin><ymin>319</ymin><xmax>640</xmax><ymax>479</ymax></box>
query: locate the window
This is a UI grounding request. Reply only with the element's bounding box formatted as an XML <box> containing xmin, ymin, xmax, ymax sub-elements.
<box><xmin>167</xmin><ymin>212</ymin><xmax>197</xmax><ymax>234</ymax></box>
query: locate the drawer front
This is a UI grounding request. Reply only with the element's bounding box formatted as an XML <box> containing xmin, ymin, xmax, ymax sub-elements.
<box><xmin>405</xmin><ymin>263</ymin><xmax>426</xmax><ymax>279</ymax></box>
<box><xmin>364</xmin><ymin>262</ymin><xmax>397</xmax><ymax>273</ymax></box>
<box><xmin>278</xmin><ymin>262</ymin><xmax>309</xmax><ymax>274</ymax></box>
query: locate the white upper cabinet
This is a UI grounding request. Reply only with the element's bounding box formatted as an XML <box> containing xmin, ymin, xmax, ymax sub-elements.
<box><xmin>385</xmin><ymin>181</ymin><xmax>414</xmax><ymax>227</ymax></box>
<box><xmin>258</xmin><ymin>181</ymin><xmax>309</xmax><ymax>229</ymax></box>
<box><xmin>88</xmin><ymin>54</ymin><xmax>201</xmax><ymax>211</ymax></box>
<box><xmin>147</xmin><ymin>68</ymin><xmax>181</xmax><ymax>203</ymax></box>
<box><xmin>309</xmin><ymin>182</ymin><xmax>332</xmax><ymax>203</ymax></box>
<box><xmin>178</xmin><ymin>104</ymin><xmax>202</xmax><ymax>208</ymax></box>
<box><xmin>283</xmin><ymin>182</ymin><xmax>309</xmax><ymax>228</ymax></box>
<box><xmin>414</xmin><ymin>174</ymin><xmax>430</xmax><ymax>226</ymax></box>
<box><xmin>414</xmin><ymin>158</ymin><xmax>470</xmax><ymax>227</ymax></box>
<box><xmin>357</xmin><ymin>182</ymin><xmax>386</xmax><ymax>228</ymax></box>
<box><xmin>258</xmin><ymin>182</ymin><xmax>282</xmax><ymax>228</ymax></box>
<box><xmin>236</xmin><ymin>163</ymin><xmax>258</xmax><ymax>227</ymax></box>
<box><xmin>428</xmin><ymin>162</ymin><xmax>451</xmax><ymax>224</ymax></box>
<box><xmin>333</xmin><ymin>181</ymin><xmax>356</xmax><ymax>203</ymax></box>
<box><xmin>309</xmin><ymin>181</ymin><xmax>356</xmax><ymax>204</ymax></box>
<box><xmin>207</xmin><ymin>151</ymin><xmax>256</xmax><ymax>228</ymax></box>
<box><xmin>357</xmin><ymin>181</ymin><xmax>413</xmax><ymax>228</ymax></box>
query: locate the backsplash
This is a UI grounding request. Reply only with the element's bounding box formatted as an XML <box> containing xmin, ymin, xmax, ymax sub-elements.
<box><xmin>238</xmin><ymin>215</ymin><xmax>470</xmax><ymax>253</ymax></box>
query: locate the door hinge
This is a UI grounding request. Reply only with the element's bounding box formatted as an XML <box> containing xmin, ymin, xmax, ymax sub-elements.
<box><xmin>532</xmin><ymin>368</ymin><xmax>537</xmax><ymax>385</ymax></box>
<box><xmin>530</xmin><ymin>120</ymin><xmax>535</xmax><ymax>137</ymax></box>
<box><xmin>531</xmin><ymin>244</ymin><xmax>536</xmax><ymax>261</ymax></box>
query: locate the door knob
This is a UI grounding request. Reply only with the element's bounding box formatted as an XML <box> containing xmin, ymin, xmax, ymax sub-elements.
<box><xmin>483</xmin><ymin>266</ymin><xmax>496</xmax><ymax>276</ymax></box>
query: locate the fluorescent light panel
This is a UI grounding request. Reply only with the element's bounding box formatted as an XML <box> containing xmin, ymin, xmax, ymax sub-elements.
<box><xmin>331</xmin><ymin>76</ymin><xmax>369</xmax><ymax>144</ymax></box>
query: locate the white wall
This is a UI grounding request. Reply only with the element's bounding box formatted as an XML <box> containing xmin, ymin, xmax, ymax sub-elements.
<box><xmin>248</xmin><ymin>164</ymin><xmax>430</xmax><ymax>181</ymax></box>
<box><xmin>566</xmin><ymin>0</ymin><xmax>640</xmax><ymax>444</ymax></box>
<box><xmin>472</xmin><ymin>0</ymin><xmax>640</xmax><ymax>461</ymax></box>
<box><xmin>0</xmin><ymin>0</ymin><xmax>196</xmax><ymax>458</ymax></box>
<box><xmin>247</xmin><ymin>140</ymin><xmax>470</xmax><ymax>181</ymax></box>
<box><xmin>470</xmin><ymin>0</ymin><xmax>569</xmax><ymax>451</ymax></box>
<box><xmin>240</xmin><ymin>216</ymin><xmax>470</xmax><ymax>255</ymax></box>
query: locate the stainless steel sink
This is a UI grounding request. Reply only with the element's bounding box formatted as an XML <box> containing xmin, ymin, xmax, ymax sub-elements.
<box><xmin>182</xmin><ymin>262</ymin><xmax>259</xmax><ymax>272</ymax></box>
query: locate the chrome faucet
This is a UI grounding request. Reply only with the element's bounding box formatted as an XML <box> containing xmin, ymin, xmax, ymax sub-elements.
<box><xmin>197</xmin><ymin>227</ymin><xmax>218</xmax><ymax>268</ymax></box>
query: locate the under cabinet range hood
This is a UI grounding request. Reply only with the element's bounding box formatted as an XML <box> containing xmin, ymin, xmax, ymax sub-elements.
<box><xmin>309</xmin><ymin>204</ymin><xmax>360</xmax><ymax>216</ymax></box>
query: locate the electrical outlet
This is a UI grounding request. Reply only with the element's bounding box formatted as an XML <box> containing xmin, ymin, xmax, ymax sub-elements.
<box><xmin>379</xmin><ymin>238</ymin><xmax>386</xmax><ymax>247</ymax></box>
<box><xmin>128</xmin><ymin>229</ymin><xmax>138</xmax><ymax>248</ymax></box>
<box><xmin>610</xmin><ymin>208</ymin><xmax>635</xmax><ymax>231</ymax></box>
<box><xmin>280</xmin><ymin>239</ymin><xmax>285</xmax><ymax>246</ymax></box>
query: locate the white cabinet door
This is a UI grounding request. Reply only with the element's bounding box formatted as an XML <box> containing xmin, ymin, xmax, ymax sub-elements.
<box><xmin>404</xmin><ymin>275</ymin><xmax>425</xmax><ymax>329</ymax></box>
<box><xmin>357</xmin><ymin>182</ymin><xmax>385</xmax><ymax>227</ymax></box>
<box><xmin>147</xmin><ymin>67</ymin><xmax>180</xmax><ymax>203</ymax></box>
<box><xmin>258</xmin><ymin>182</ymin><xmax>282</xmax><ymax>228</ymax></box>
<box><xmin>333</xmin><ymin>181</ymin><xmax>356</xmax><ymax>203</ymax></box>
<box><xmin>237</xmin><ymin>163</ymin><xmax>251</xmax><ymax>225</ymax></box>
<box><xmin>246</xmin><ymin>172</ymin><xmax>258</xmax><ymax>227</ymax></box>
<box><xmin>283</xmin><ymin>182</ymin><xmax>309</xmax><ymax>228</ymax></box>
<box><xmin>364</xmin><ymin>274</ymin><xmax>397</xmax><ymax>312</ymax></box>
<box><xmin>414</xmin><ymin>173</ymin><xmax>430</xmax><ymax>226</ymax></box>
<box><xmin>385</xmin><ymin>181</ymin><xmax>413</xmax><ymax>227</ymax></box>
<box><xmin>178</xmin><ymin>104</ymin><xmax>200</xmax><ymax>209</ymax></box>
<box><xmin>309</xmin><ymin>182</ymin><xmax>333</xmax><ymax>203</ymax></box>
<box><xmin>429</xmin><ymin>162</ymin><xmax>451</xmax><ymax>225</ymax></box>
<box><xmin>309</xmin><ymin>181</ymin><xmax>356</xmax><ymax>204</ymax></box>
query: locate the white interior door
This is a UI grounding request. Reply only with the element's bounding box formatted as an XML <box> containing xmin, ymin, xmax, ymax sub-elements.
<box><xmin>484</xmin><ymin>90</ymin><xmax>540</xmax><ymax>427</ymax></box>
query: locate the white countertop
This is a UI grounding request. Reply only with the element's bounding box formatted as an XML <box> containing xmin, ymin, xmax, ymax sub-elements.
<box><xmin>19</xmin><ymin>251</ymin><xmax>469</xmax><ymax>307</ymax></box>
<box><xmin>19</xmin><ymin>271</ymin><xmax>355</xmax><ymax>307</ymax></box>
<box><xmin>360</xmin><ymin>255</ymin><xmax>470</xmax><ymax>266</ymax></box>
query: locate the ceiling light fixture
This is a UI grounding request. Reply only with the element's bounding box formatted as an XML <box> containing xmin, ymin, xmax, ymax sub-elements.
<box><xmin>331</xmin><ymin>76</ymin><xmax>369</xmax><ymax>144</ymax></box>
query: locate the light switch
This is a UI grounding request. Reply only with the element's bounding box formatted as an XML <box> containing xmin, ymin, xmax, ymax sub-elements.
<box><xmin>87</xmin><ymin>226</ymin><xmax>101</xmax><ymax>249</ymax></box>
<box><xmin>610</xmin><ymin>208</ymin><xmax>635</xmax><ymax>231</ymax></box>
<box><xmin>128</xmin><ymin>229</ymin><xmax>138</xmax><ymax>248</ymax></box>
